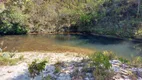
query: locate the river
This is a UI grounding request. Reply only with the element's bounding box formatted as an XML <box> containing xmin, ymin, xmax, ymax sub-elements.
<box><xmin>0</xmin><ymin>34</ymin><xmax>142</xmax><ymax>59</ymax></box>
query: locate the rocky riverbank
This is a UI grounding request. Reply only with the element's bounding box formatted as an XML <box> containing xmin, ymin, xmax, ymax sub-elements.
<box><xmin>0</xmin><ymin>52</ymin><xmax>142</xmax><ymax>80</ymax></box>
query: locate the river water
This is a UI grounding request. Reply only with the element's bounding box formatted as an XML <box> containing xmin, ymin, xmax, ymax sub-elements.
<box><xmin>0</xmin><ymin>34</ymin><xmax>141</xmax><ymax>59</ymax></box>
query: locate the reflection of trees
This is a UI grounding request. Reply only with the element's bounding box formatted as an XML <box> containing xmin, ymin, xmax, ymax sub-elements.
<box><xmin>54</xmin><ymin>34</ymin><xmax>73</xmax><ymax>41</ymax></box>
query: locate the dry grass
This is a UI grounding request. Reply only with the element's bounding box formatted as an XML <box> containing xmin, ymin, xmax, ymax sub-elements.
<box><xmin>0</xmin><ymin>52</ymin><xmax>24</xmax><ymax>66</ymax></box>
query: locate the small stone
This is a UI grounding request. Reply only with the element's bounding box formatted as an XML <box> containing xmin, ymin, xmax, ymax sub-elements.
<box><xmin>78</xmin><ymin>67</ymin><xmax>83</xmax><ymax>72</ymax></box>
<box><xmin>45</xmin><ymin>65</ymin><xmax>55</xmax><ymax>73</ymax></box>
<box><xmin>7</xmin><ymin>71</ymin><xmax>12</xmax><ymax>73</ymax></box>
<box><xmin>86</xmin><ymin>73</ymin><xmax>92</xmax><ymax>77</ymax></box>
<box><xmin>138</xmin><ymin>77</ymin><xmax>142</xmax><ymax>80</ymax></box>
<box><xmin>85</xmin><ymin>77</ymin><xmax>90</xmax><ymax>80</ymax></box>
<box><xmin>72</xmin><ymin>76</ymin><xmax>83</xmax><ymax>80</ymax></box>
<box><xmin>111</xmin><ymin>66</ymin><xmax>120</xmax><ymax>72</ymax></box>
<box><xmin>137</xmin><ymin>70</ymin><xmax>142</xmax><ymax>78</ymax></box>
<box><xmin>110</xmin><ymin>60</ymin><xmax>121</xmax><ymax>66</ymax></box>
<box><xmin>113</xmin><ymin>73</ymin><xmax>123</xmax><ymax>79</ymax></box>
<box><xmin>57</xmin><ymin>73</ymin><xmax>71</xmax><ymax>80</ymax></box>
<box><xmin>120</xmin><ymin>69</ymin><xmax>131</xmax><ymax>75</ymax></box>
<box><xmin>64</xmin><ymin>70</ymin><xmax>70</xmax><ymax>74</ymax></box>
<box><xmin>122</xmin><ymin>75</ymin><xmax>130</xmax><ymax>79</ymax></box>
<box><xmin>90</xmin><ymin>78</ymin><xmax>95</xmax><ymax>80</ymax></box>
<box><xmin>138</xmin><ymin>68</ymin><xmax>142</xmax><ymax>72</ymax></box>
<box><xmin>121</xmin><ymin>64</ymin><xmax>129</xmax><ymax>68</ymax></box>
<box><xmin>131</xmin><ymin>68</ymin><xmax>137</xmax><ymax>72</ymax></box>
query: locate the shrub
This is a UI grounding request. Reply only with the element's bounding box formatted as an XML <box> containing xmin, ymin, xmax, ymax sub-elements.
<box><xmin>54</xmin><ymin>61</ymin><xmax>62</xmax><ymax>73</ymax></box>
<box><xmin>0</xmin><ymin>9</ymin><xmax>27</xmax><ymax>35</ymax></box>
<box><xmin>118</xmin><ymin>57</ymin><xmax>129</xmax><ymax>64</ymax></box>
<box><xmin>0</xmin><ymin>41</ymin><xmax>23</xmax><ymax>66</ymax></box>
<box><xmin>54</xmin><ymin>66</ymin><xmax>61</xmax><ymax>73</ymax></box>
<box><xmin>28</xmin><ymin>60</ymin><xmax>47</xmax><ymax>78</ymax></box>
<box><xmin>93</xmin><ymin>68</ymin><xmax>114</xmax><ymax>80</ymax></box>
<box><xmin>103</xmin><ymin>51</ymin><xmax>116</xmax><ymax>60</ymax></box>
<box><xmin>132</xmin><ymin>56</ymin><xmax>142</xmax><ymax>67</ymax></box>
<box><xmin>89</xmin><ymin>52</ymin><xmax>113</xmax><ymax>80</ymax></box>
<box><xmin>0</xmin><ymin>52</ymin><xmax>22</xmax><ymax>66</ymax></box>
<box><xmin>0</xmin><ymin>56</ymin><xmax>17</xmax><ymax>65</ymax></box>
<box><xmin>43</xmin><ymin>75</ymin><xmax>52</xmax><ymax>80</ymax></box>
<box><xmin>89</xmin><ymin>52</ymin><xmax>111</xmax><ymax>69</ymax></box>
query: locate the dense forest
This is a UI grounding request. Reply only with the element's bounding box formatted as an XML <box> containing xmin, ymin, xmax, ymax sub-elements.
<box><xmin>0</xmin><ymin>0</ymin><xmax>142</xmax><ymax>38</ymax></box>
<box><xmin>1</xmin><ymin>1</ymin><xmax>142</xmax><ymax>80</ymax></box>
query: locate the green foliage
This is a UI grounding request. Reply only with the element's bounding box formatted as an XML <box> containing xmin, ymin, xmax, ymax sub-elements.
<box><xmin>132</xmin><ymin>56</ymin><xmax>142</xmax><ymax>67</ymax></box>
<box><xmin>80</xmin><ymin>14</ymin><xmax>92</xmax><ymax>23</ymax></box>
<box><xmin>75</xmin><ymin>0</ymin><xmax>142</xmax><ymax>38</ymax></box>
<box><xmin>0</xmin><ymin>22</ymin><xmax>27</xmax><ymax>35</ymax></box>
<box><xmin>102</xmin><ymin>51</ymin><xmax>116</xmax><ymax>60</ymax></box>
<box><xmin>93</xmin><ymin>67</ymin><xmax>114</xmax><ymax>80</ymax></box>
<box><xmin>1</xmin><ymin>0</ymin><xmax>142</xmax><ymax>38</ymax></box>
<box><xmin>118</xmin><ymin>57</ymin><xmax>129</xmax><ymax>64</ymax></box>
<box><xmin>28</xmin><ymin>60</ymin><xmax>47</xmax><ymax>78</ymax></box>
<box><xmin>133</xmin><ymin>56</ymin><xmax>142</xmax><ymax>63</ymax></box>
<box><xmin>0</xmin><ymin>3</ymin><xmax>5</xmax><ymax>13</ymax></box>
<box><xmin>43</xmin><ymin>75</ymin><xmax>52</xmax><ymax>80</ymax></box>
<box><xmin>54</xmin><ymin>61</ymin><xmax>62</xmax><ymax>73</ymax></box>
<box><xmin>89</xmin><ymin>52</ymin><xmax>111</xmax><ymax>69</ymax></box>
<box><xmin>89</xmin><ymin>52</ymin><xmax>113</xmax><ymax>80</ymax></box>
<box><xmin>19</xmin><ymin>55</ymin><xmax>24</xmax><ymax>60</ymax></box>
<box><xmin>9</xmin><ymin>53</ymin><xmax>15</xmax><ymax>58</ymax></box>
<box><xmin>0</xmin><ymin>10</ymin><xmax>27</xmax><ymax>35</ymax></box>
<box><xmin>0</xmin><ymin>52</ymin><xmax>22</xmax><ymax>66</ymax></box>
<box><xmin>54</xmin><ymin>66</ymin><xmax>61</xmax><ymax>73</ymax></box>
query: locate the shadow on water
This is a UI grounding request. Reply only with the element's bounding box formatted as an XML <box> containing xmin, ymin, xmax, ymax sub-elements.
<box><xmin>52</xmin><ymin>34</ymin><xmax>124</xmax><ymax>45</ymax></box>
